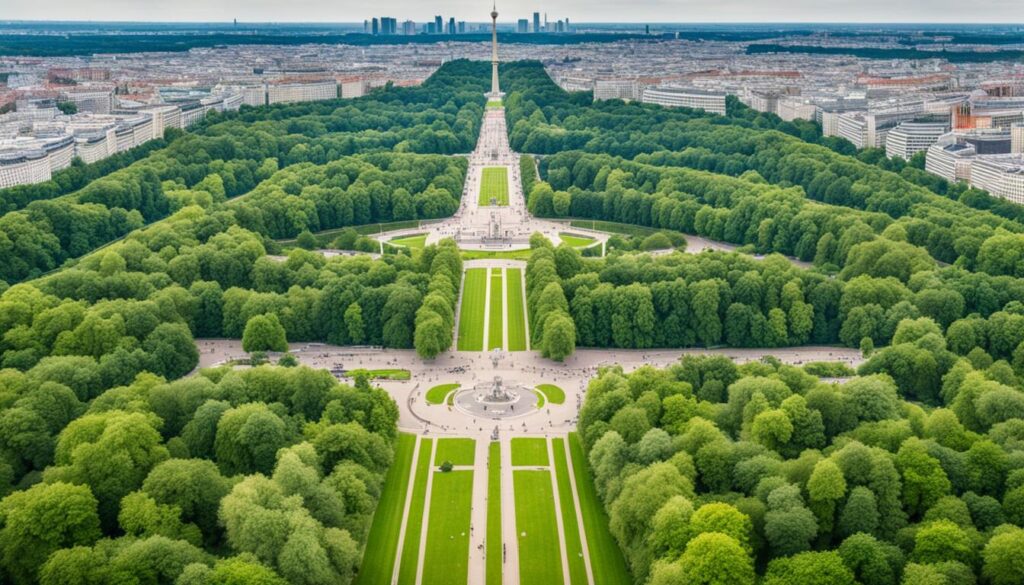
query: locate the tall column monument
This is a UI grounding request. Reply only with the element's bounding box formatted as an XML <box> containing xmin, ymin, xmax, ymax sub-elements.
<box><xmin>489</xmin><ymin>2</ymin><xmax>503</xmax><ymax>97</ymax></box>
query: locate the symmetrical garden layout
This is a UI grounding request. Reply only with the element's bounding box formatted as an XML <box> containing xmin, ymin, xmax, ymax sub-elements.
<box><xmin>356</xmin><ymin>434</ymin><xmax>630</xmax><ymax>585</ymax></box>
<box><xmin>456</xmin><ymin>266</ymin><xmax>529</xmax><ymax>351</ymax></box>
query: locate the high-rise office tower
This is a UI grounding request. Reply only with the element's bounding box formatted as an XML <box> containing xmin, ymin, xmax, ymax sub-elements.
<box><xmin>363</xmin><ymin>20</ymin><xmax>370</xmax><ymax>34</ymax></box>
<box><xmin>448</xmin><ymin>17</ymin><xmax>456</xmax><ymax>34</ymax></box>
<box><xmin>371</xmin><ymin>17</ymin><xmax>379</xmax><ymax>35</ymax></box>
<box><xmin>533</xmin><ymin>12</ymin><xmax>540</xmax><ymax>33</ymax></box>
<box><xmin>517</xmin><ymin>19</ymin><xmax>528</xmax><ymax>33</ymax></box>
<box><xmin>458</xmin><ymin>21</ymin><xmax>466</xmax><ymax>33</ymax></box>
<box><xmin>435</xmin><ymin>16</ymin><xmax>443</xmax><ymax>34</ymax></box>
<box><xmin>402</xmin><ymin>20</ymin><xmax>415</xmax><ymax>35</ymax></box>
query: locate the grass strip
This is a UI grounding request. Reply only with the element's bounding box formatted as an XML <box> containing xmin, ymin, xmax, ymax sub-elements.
<box><xmin>506</xmin><ymin>268</ymin><xmax>527</xmax><ymax>351</ymax></box>
<box><xmin>511</xmin><ymin>437</ymin><xmax>549</xmax><ymax>467</ymax></box>
<box><xmin>435</xmin><ymin>438</ymin><xmax>476</xmax><ymax>466</ymax></box>
<box><xmin>568</xmin><ymin>433</ymin><xmax>632</xmax><ymax>585</ymax></box>
<box><xmin>397</xmin><ymin>437</ymin><xmax>433</xmax><ymax>585</ymax></box>
<box><xmin>487</xmin><ymin>442</ymin><xmax>502</xmax><ymax>585</ymax></box>
<box><xmin>553</xmin><ymin>438</ymin><xmax>588</xmax><ymax>585</ymax></box>
<box><xmin>488</xmin><ymin>269</ymin><xmax>503</xmax><ymax>350</ymax></box>
<box><xmin>513</xmin><ymin>470</ymin><xmax>564</xmax><ymax>585</ymax></box>
<box><xmin>457</xmin><ymin>268</ymin><xmax>487</xmax><ymax>351</ymax></box>
<box><xmin>355</xmin><ymin>433</ymin><xmax>416</xmax><ymax>585</ymax></box>
<box><xmin>422</xmin><ymin>470</ymin><xmax>474</xmax><ymax>585</ymax></box>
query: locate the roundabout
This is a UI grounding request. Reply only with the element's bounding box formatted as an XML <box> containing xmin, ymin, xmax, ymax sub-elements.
<box><xmin>452</xmin><ymin>376</ymin><xmax>539</xmax><ymax>419</ymax></box>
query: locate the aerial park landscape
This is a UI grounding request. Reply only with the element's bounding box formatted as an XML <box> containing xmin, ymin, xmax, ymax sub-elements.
<box><xmin>1</xmin><ymin>4</ymin><xmax>1024</xmax><ymax>585</ymax></box>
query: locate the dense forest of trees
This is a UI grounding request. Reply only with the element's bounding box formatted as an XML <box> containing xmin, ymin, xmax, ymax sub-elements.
<box><xmin>0</xmin><ymin>61</ymin><xmax>495</xmax><ymax>585</ymax></box>
<box><xmin>578</xmin><ymin>357</ymin><xmax>1024</xmax><ymax>585</ymax></box>
<box><xmin>0</xmin><ymin>60</ymin><xmax>487</xmax><ymax>285</ymax></box>
<box><xmin>502</xmin><ymin>63</ymin><xmax>1024</xmax><ymax>271</ymax></box>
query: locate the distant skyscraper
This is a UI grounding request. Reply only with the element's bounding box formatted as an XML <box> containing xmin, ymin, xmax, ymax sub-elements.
<box><xmin>371</xmin><ymin>17</ymin><xmax>379</xmax><ymax>35</ymax></box>
<box><xmin>458</xmin><ymin>21</ymin><xmax>466</xmax><ymax>33</ymax></box>
<box><xmin>426</xmin><ymin>22</ymin><xmax>436</xmax><ymax>34</ymax></box>
<box><xmin>533</xmin><ymin>12</ymin><xmax>540</xmax><ymax>33</ymax></box>
<box><xmin>448</xmin><ymin>17</ymin><xmax>456</xmax><ymax>34</ymax></box>
<box><xmin>517</xmin><ymin>19</ymin><xmax>528</xmax><ymax>33</ymax></box>
<box><xmin>565</xmin><ymin>17</ymin><xmax>570</xmax><ymax>32</ymax></box>
<box><xmin>402</xmin><ymin>20</ymin><xmax>416</xmax><ymax>35</ymax></box>
<box><xmin>363</xmin><ymin>20</ymin><xmax>370</xmax><ymax>34</ymax></box>
<box><xmin>435</xmin><ymin>16</ymin><xmax>443</xmax><ymax>34</ymax></box>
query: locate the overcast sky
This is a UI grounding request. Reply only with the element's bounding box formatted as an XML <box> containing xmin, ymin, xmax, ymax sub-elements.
<box><xmin>4</xmin><ymin>0</ymin><xmax>1023</xmax><ymax>24</ymax></box>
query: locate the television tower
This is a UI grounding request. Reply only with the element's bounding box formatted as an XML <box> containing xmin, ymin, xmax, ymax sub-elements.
<box><xmin>489</xmin><ymin>1</ymin><xmax>502</xmax><ymax>97</ymax></box>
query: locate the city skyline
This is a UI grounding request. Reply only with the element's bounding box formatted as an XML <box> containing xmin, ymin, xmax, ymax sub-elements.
<box><xmin>3</xmin><ymin>0</ymin><xmax>1023</xmax><ymax>24</ymax></box>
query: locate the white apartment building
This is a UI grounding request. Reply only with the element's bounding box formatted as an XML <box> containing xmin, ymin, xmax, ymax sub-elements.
<box><xmin>75</xmin><ymin>128</ymin><xmax>118</xmax><ymax>164</ymax></box>
<box><xmin>969</xmin><ymin>155</ymin><xmax>1024</xmax><ymax>204</ymax></box>
<box><xmin>267</xmin><ymin>81</ymin><xmax>337</xmax><ymax>105</ymax></box>
<box><xmin>558</xmin><ymin>76</ymin><xmax>594</xmax><ymax>93</ymax></box>
<box><xmin>0</xmin><ymin>135</ymin><xmax>75</xmax><ymax>188</ymax></box>
<box><xmin>594</xmin><ymin>79</ymin><xmax>639</xmax><ymax>102</ymax></box>
<box><xmin>0</xmin><ymin>150</ymin><xmax>51</xmax><ymax>188</ymax></box>
<box><xmin>885</xmin><ymin>122</ymin><xmax>949</xmax><ymax>160</ymax></box>
<box><xmin>241</xmin><ymin>86</ymin><xmax>266</xmax><ymax>107</ymax></box>
<box><xmin>341</xmin><ymin>80</ymin><xmax>368</xmax><ymax>99</ymax></box>
<box><xmin>744</xmin><ymin>91</ymin><xmax>779</xmax><ymax>115</ymax></box>
<box><xmin>641</xmin><ymin>87</ymin><xmax>728</xmax><ymax>115</ymax></box>
<box><xmin>838</xmin><ymin>113</ymin><xmax>881</xmax><ymax>149</ymax></box>
<box><xmin>61</xmin><ymin>90</ymin><xmax>114</xmax><ymax>114</ymax></box>
<box><xmin>926</xmin><ymin>141</ymin><xmax>975</xmax><ymax>183</ymax></box>
<box><xmin>1013</xmin><ymin>124</ymin><xmax>1024</xmax><ymax>155</ymax></box>
<box><xmin>820</xmin><ymin>111</ymin><xmax>841</xmax><ymax>137</ymax></box>
<box><xmin>777</xmin><ymin>97</ymin><xmax>817</xmax><ymax>122</ymax></box>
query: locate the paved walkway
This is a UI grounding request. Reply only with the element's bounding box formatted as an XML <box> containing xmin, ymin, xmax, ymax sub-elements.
<box><xmin>499</xmin><ymin>438</ymin><xmax>520</xmax><ymax>585</ymax></box>
<box><xmin>469</xmin><ymin>439</ymin><xmax>489</xmax><ymax>585</ymax></box>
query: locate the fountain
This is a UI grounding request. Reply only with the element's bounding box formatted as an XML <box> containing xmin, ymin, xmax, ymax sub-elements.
<box><xmin>451</xmin><ymin>350</ymin><xmax>539</xmax><ymax>419</ymax></box>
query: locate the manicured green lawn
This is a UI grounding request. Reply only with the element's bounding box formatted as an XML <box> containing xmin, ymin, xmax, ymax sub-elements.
<box><xmin>435</xmin><ymin>438</ymin><xmax>476</xmax><ymax>466</ymax></box>
<box><xmin>460</xmin><ymin>248</ymin><xmax>533</xmax><ymax>261</ymax></box>
<box><xmin>513</xmin><ymin>470</ymin><xmax>564</xmax><ymax>585</ymax></box>
<box><xmin>397</xmin><ymin>438</ymin><xmax>433</xmax><ymax>585</ymax></box>
<box><xmin>559</xmin><ymin>233</ymin><xmax>596</xmax><ymax>248</ymax></box>
<box><xmin>506</xmin><ymin>268</ymin><xmax>527</xmax><ymax>351</ymax></box>
<box><xmin>390</xmin><ymin>234</ymin><xmax>428</xmax><ymax>249</ymax></box>
<box><xmin>356</xmin><ymin>433</ymin><xmax>416</xmax><ymax>585</ymax></box>
<box><xmin>536</xmin><ymin>384</ymin><xmax>565</xmax><ymax>405</ymax></box>
<box><xmin>422</xmin><ymin>470</ymin><xmax>474</xmax><ymax>585</ymax></box>
<box><xmin>486</xmin><ymin>99</ymin><xmax>503</xmax><ymax>108</ymax></box>
<box><xmin>553</xmin><ymin>438</ymin><xmax>588</xmax><ymax>585</ymax></box>
<box><xmin>347</xmin><ymin>368</ymin><xmax>410</xmax><ymax>380</ymax></box>
<box><xmin>511</xmin><ymin>437</ymin><xmax>549</xmax><ymax>467</ymax></box>
<box><xmin>478</xmin><ymin>167</ymin><xmax>509</xmax><ymax>206</ymax></box>
<box><xmin>568</xmin><ymin>433</ymin><xmax>632</xmax><ymax>585</ymax></box>
<box><xmin>426</xmin><ymin>383</ymin><xmax>460</xmax><ymax>405</ymax></box>
<box><xmin>457</xmin><ymin>268</ymin><xmax>487</xmax><ymax>351</ymax></box>
<box><xmin>488</xmin><ymin>269</ymin><xmax>503</xmax><ymax>350</ymax></box>
<box><xmin>487</xmin><ymin>442</ymin><xmax>502</xmax><ymax>585</ymax></box>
